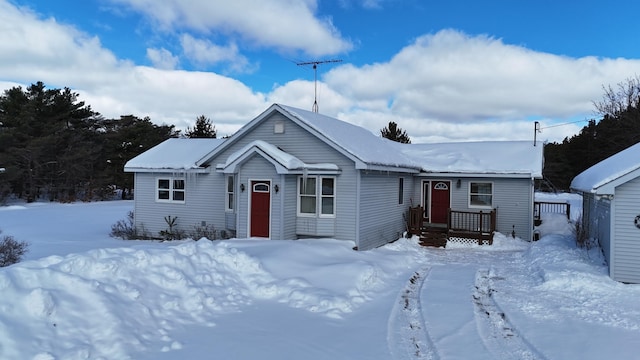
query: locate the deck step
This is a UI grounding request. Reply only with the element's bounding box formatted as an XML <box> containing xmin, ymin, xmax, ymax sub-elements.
<box><xmin>419</xmin><ymin>228</ymin><xmax>448</xmax><ymax>248</ymax></box>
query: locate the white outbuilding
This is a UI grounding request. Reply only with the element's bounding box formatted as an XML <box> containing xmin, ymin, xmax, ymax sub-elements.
<box><xmin>571</xmin><ymin>142</ymin><xmax>640</xmax><ymax>283</ymax></box>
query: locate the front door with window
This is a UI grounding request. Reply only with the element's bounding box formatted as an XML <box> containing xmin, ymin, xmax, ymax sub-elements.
<box><xmin>430</xmin><ymin>181</ymin><xmax>450</xmax><ymax>224</ymax></box>
<box><xmin>250</xmin><ymin>181</ymin><xmax>270</xmax><ymax>237</ymax></box>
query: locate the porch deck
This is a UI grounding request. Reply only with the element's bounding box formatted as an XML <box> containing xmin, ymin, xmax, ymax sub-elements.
<box><xmin>408</xmin><ymin>206</ymin><xmax>497</xmax><ymax>247</ymax></box>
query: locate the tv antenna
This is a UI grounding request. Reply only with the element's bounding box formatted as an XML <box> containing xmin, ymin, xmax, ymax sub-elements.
<box><xmin>296</xmin><ymin>59</ymin><xmax>342</xmax><ymax>113</ymax></box>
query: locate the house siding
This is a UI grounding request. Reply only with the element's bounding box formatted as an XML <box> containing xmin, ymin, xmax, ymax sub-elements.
<box><xmin>358</xmin><ymin>172</ymin><xmax>413</xmax><ymax>250</ymax></box>
<box><xmin>133</xmin><ymin>171</ymin><xmax>226</xmax><ymax>238</ymax></box>
<box><xmin>236</xmin><ymin>155</ymin><xmax>278</xmax><ymax>238</ymax></box>
<box><xmin>208</xmin><ymin>112</ymin><xmax>358</xmax><ymax>243</ymax></box>
<box><xmin>415</xmin><ymin>177</ymin><xmax>534</xmax><ymax>240</ymax></box>
<box><xmin>612</xmin><ymin>177</ymin><xmax>640</xmax><ymax>283</ymax></box>
<box><xmin>582</xmin><ymin>193</ymin><xmax>611</xmax><ymax>267</ymax></box>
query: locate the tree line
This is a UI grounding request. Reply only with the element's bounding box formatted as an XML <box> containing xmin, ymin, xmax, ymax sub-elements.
<box><xmin>1</xmin><ymin>78</ymin><xmax>637</xmax><ymax>203</ymax></box>
<box><xmin>543</xmin><ymin>76</ymin><xmax>640</xmax><ymax>191</ymax></box>
<box><xmin>0</xmin><ymin>82</ymin><xmax>217</xmax><ymax>203</ymax></box>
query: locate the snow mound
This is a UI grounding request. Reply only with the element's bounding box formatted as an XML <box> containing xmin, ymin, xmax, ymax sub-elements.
<box><xmin>0</xmin><ymin>239</ymin><xmax>390</xmax><ymax>358</ymax></box>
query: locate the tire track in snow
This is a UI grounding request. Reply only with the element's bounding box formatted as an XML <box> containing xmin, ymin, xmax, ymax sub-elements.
<box><xmin>473</xmin><ymin>268</ymin><xmax>548</xmax><ymax>360</ymax></box>
<box><xmin>388</xmin><ymin>267</ymin><xmax>439</xmax><ymax>360</ymax></box>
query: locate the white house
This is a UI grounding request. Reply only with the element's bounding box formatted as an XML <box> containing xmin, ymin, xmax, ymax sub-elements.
<box><xmin>124</xmin><ymin>104</ymin><xmax>544</xmax><ymax>249</ymax></box>
<box><xmin>571</xmin><ymin>142</ymin><xmax>640</xmax><ymax>283</ymax></box>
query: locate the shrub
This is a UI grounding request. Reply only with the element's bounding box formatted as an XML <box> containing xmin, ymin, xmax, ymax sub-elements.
<box><xmin>159</xmin><ymin>215</ymin><xmax>186</xmax><ymax>240</ymax></box>
<box><xmin>0</xmin><ymin>231</ymin><xmax>29</xmax><ymax>267</ymax></box>
<box><xmin>110</xmin><ymin>211</ymin><xmax>150</xmax><ymax>240</ymax></box>
<box><xmin>188</xmin><ymin>223</ymin><xmax>218</xmax><ymax>240</ymax></box>
<box><xmin>573</xmin><ymin>215</ymin><xmax>594</xmax><ymax>249</ymax></box>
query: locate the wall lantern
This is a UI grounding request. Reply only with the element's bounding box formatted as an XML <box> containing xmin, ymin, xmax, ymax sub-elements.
<box><xmin>240</xmin><ymin>184</ymin><xmax>245</xmax><ymax>192</ymax></box>
<box><xmin>456</xmin><ymin>179</ymin><xmax>461</xmax><ymax>188</ymax></box>
<box><xmin>274</xmin><ymin>184</ymin><xmax>279</xmax><ymax>193</ymax></box>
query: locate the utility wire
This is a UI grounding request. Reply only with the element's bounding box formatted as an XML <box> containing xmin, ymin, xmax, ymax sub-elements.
<box><xmin>539</xmin><ymin>119</ymin><xmax>589</xmax><ymax>130</ymax></box>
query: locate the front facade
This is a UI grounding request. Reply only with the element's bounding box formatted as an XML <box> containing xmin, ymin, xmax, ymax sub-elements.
<box><xmin>125</xmin><ymin>104</ymin><xmax>543</xmax><ymax>250</ymax></box>
<box><xmin>571</xmin><ymin>142</ymin><xmax>640</xmax><ymax>283</ymax></box>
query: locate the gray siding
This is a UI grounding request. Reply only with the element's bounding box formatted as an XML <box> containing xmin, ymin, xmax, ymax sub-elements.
<box><xmin>417</xmin><ymin>177</ymin><xmax>534</xmax><ymax>240</ymax></box>
<box><xmin>358</xmin><ymin>172</ymin><xmax>414</xmax><ymax>250</ymax></box>
<box><xmin>208</xmin><ymin>112</ymin><xmax>359</xmax><ymax>243</ymax></box>
<box><xmin>583</xmin><ymin>193</ymin><xmax>611</xmax><ymax>266</ymax></box>
<box><xmin>281</xmin><ymin>174</ymin><xmax>298</xmax><ymax>239</ymax></box>
<box><xmin>612</xmin><ymin>177</ymin><xmax>640</xmax><ymax>283</ymax></box>
<box><xmin>133</xmin><ymin>171</ymin><xmax>226</xmax><ymax>238</ymax></box>
<box><xmin>236</xmin><ymin>155</ymin><xmax>278</xmax><ymax>238</ymax></box>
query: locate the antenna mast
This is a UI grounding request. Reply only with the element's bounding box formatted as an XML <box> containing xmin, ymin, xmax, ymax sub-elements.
<box><xmin>296</xmin><ymin>59</ymin><xmax>342</xmax><ymax>113</ymax></box>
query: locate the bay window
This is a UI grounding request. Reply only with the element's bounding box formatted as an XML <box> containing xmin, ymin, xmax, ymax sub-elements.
<box><xmin>298</xmin><ymin>176</ymin><xmax>335</xmax><ymax>216</ymax></box>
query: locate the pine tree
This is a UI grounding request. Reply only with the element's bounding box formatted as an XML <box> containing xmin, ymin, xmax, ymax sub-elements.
<box><xmin>185</xmin><ymin>115</ymin><xmax>217</xmax><ymax>138</ymax></box>
<box><xmin>380</xmin><ymin>121</ymin><xmax>411</xmax><ymax>144</ymax></box>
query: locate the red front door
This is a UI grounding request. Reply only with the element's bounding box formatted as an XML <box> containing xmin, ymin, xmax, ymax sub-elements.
<box><xmin>250</xmin><ymin>181</ymin><xmax>270</xmax><ymax>237</ymax></box>
<box><xmin>430</xmin><ymin>181</ymin><xmax>450</xmax><ymax>224</ymax></box>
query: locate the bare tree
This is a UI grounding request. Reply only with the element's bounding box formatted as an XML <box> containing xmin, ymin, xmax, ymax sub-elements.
<box><xmin>594</xmin><ymin>75</ymin><xmax>640</xmax><ymax>117</ymax></box>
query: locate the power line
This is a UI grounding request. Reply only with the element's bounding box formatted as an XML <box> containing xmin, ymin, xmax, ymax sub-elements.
<box><xmin>296</xmin><ymin>59</ymin><xmax>342</xmax><ymax>113</ymax></box>
<box><xmin>539</xmin><ymin>119</ymin><xmax>589</xmax><ymax>130</ymax></box>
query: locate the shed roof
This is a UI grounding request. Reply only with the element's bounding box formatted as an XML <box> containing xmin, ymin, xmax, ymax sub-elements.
<box><xmin>570</xmin><ymin>142</ymin><xmax>640</xmax><ymax>194</ymax></box>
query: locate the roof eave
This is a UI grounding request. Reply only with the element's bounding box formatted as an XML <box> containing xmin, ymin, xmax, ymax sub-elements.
<box><xmin>124</xmin><ymin>167</ymin><xmax>207</xmax><ymax>173</ymax></box>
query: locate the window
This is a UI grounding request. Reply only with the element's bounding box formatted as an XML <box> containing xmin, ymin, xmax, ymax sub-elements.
<box><xmin>226</xmin><ymin>176</ymin><xmax>234</xmax><ymax>211</ymax></box>
<box><xmin>469</xmin><ymin>182</ymin><xmax>492</xmax><ymax>208</ymax></box>
<box><xmin>398</xmin><ymin>177</ymin><xmax>404</xmax><ymax>205</ymax></box>
<box><xmin>298</xmin><ymin>176</ymin><xmax>335</xmax><ymax>217</ymax></box>
<box><xmin>157</xmin><ymin>177</ymin><xmax>185</xmax><ymax>203</ymax></box>
<box><xmin>299</xmin><ymin>177</ymin><xmax>316</xmax><ymax>215</ymax></box>
<box><xmin>321</xmin><ymin>177</ymin><xmax>335</xmax><ymax>215</ymax></box>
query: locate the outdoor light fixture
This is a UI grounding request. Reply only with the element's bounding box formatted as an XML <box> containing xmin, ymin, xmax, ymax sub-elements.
<box><xmin>274</xmin><ymin>184</ymin><xmax>279</xmax><ymax>193</ymax></box>
<box><xmin>240</xmin><ymin>184</ymin><xmax>245</xmax><ymax>192</ymax></box>
<box><xmin>456</xmin><ymin>179</ymin><xmax>461</xmax><ymax>188</ymax></box>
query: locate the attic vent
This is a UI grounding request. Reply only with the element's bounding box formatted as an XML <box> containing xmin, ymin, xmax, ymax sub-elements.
<box><xmin>274</xmin><ymin>120</ymin><xmax>284</xmax><ymax>134</ymax></box>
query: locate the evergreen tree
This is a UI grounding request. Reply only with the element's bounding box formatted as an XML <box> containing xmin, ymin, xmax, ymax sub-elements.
<box><xmin>185</xmin><ymin>115</ymin><xmax>217</xmax><ymax>138</ymax></box>
<box><xmin>97</xmin><ymin>115</ymin><xmax>179</xmax><ymax>199</ymax></box>
<box><xmin>380</xmin><ymin>121</ymin><xmax>411</xmax><ymax>143</ymax></box>
<box><xmin>543</xmin><ymin>77</ymin><xmax>640</xmax><ymax>190</ymax></box>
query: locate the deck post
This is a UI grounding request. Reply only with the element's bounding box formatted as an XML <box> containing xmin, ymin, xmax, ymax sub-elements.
<box><xmin>478</xmin><ymin>210</ymin><xmax>483</xmax><ymax>245</ymax></box>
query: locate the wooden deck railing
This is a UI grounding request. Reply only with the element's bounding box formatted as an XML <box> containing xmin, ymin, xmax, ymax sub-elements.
<box><xmin>448</xmin><ymin>208</ymin><xmax>497</xmax><ymax>244</ymax></box>
<box><xmin>407</xmin><ymin>206</ymin><xmax>497</xmax><ymax>245</ymax></box>
<box><xmin>534</xmin><ymin>201</ymin><xmax>570</xmax><ymax>225</ymax></box>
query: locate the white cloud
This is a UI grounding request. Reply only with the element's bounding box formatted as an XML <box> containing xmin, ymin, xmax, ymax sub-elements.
<box><xmin>107</xmin><ymin>0</ymin><xmax>352</xmax><ymax>56</ymax></box>
<box><xmin>179</xmin><ymin>34</ymin><xmax>253</xmax><ymax>73</ymax></box>
<box><xmin>319</xmin><ymin>29</ymin><xmax>640</xmax><ymax>142</ymax></box>
<box><xmin>146</xmin><ymin>47</ymin><xmax>179</xmax><ymax>70</ymax></box>
<box><xmin>1</xmin><ymin>1</ymin><xmax>639</xmax><ymax>144</ymax></box>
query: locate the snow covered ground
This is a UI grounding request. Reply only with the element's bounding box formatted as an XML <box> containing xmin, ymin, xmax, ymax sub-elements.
<box><xmin>0</xmin><ymin>194</ymin><xmax>639</xmax><ymax>359</ymax></box>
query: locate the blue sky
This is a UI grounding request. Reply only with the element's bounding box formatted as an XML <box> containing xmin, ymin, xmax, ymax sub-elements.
<box><xmin>3</xmin><ymin>0</ymin><xmax>640</xmax><ymax>142</ymax></box>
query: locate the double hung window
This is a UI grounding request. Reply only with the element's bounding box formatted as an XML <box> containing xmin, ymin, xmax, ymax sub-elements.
<box><xmin>157</xmin><ymin>178</ymin><xmax>185</xmax><ymax>203</ymax></box>
<box><xmin>469</xmin><ymin>182</ymin><xmax>493</xmax><ymax>208</ymax></box>
<box><xmin>298</xmin><ymin>176</ymin><xmax>335</xmax><ymax>217</ymax></box>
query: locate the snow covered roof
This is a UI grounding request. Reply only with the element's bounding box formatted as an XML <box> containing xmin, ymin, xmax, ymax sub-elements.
<box><xmin>263</xmin><ymin>104</ymin><xmax>421</xmax><ymax>172</ymax></box>
<box><xmin>570</xmin><ymin>142</ymin><xmax>640</xmax><ymax>194</ymax></box>
<box><xmin>217</xmin><ymin>140</ymin><xmax>340</xmax><ymax>174</ymax></box>
<box><xmin>398</xmin><ymin>141</ymin><xmax>544</xmax><ymax>177</ymax></box>
<box><xmin>124</xmin><ymin>138</ymin><xmax>225</xmax><ymax>172</ymax></box>
<box><xmin>126</xmin><ymin>104</ymin><xmax>543</xmax><ymax>177</ymax></box>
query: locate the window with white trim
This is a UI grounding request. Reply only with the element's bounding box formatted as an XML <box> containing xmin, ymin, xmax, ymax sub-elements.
<box><xmin>157</xmin><ymin>177</ymin><xmax>185</xmax><ymax>203</ymax></box>
<box><xmin>226</xmin><ymin>175</ymin><xmax>234</xmax><ymax>211</ymax></box>
<box><xmin>298</xmin><ymin>176</ymin><xmax>335</xmax><ymax>217</ymax></box>
<box><xmin>469</xmin><ymin>182</ymin><xmax>493</xmax><ymax>208</ymax></box>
